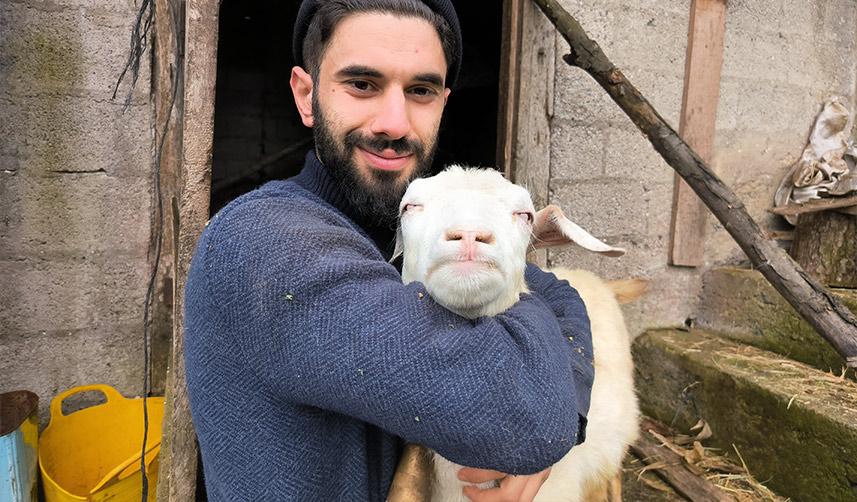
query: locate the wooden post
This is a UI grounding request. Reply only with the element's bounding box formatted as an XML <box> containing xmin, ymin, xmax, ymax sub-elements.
<box><xmin>497</xmin><ymin>0</ymin><xmax>522</xmax><ymax>181</ymax></box>
<box><xmin>503</xmin><ymin>0</ymin><xmax>555</xmax><ymax>269</ymax></box>
<box><xmin>669</xmin><ymin>0</ymin><xmax>727</xmax><ymax>267</ymax></box>
<box><xmin>150</xmin><ymin>0</ymin><xmax>184</xmax><ymax>396</ymax></box>
<box><xmin>790</xmin><ymin>211</ymin><xmax>857</xmax><ymax>288</ymax></box>
<box><xmin>156</xmin><ymin>0</ymin><xmax>219</xmax><ymax>500</ymax></box>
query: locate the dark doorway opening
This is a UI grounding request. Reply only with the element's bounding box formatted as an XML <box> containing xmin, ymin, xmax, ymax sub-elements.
<box><xmin>209</xmin><ymin>1</ymin><xmax>505</xmax><ymax>215</ymax></box>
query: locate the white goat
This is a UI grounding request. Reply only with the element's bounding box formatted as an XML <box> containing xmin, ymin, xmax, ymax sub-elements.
<box><xmin>390</xmin><ymin>166</ymin><xmax>641</xmax><ymax>502</ymax></box>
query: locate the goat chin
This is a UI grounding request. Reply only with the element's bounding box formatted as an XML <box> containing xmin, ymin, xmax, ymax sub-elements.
<box><xmin>427</xmin><ymin>268</ymin><xmax>640</xmax><ymax>502</ymax></box>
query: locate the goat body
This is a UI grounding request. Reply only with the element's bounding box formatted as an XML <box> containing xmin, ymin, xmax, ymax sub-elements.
<box><xmin>394</xmin><ymin>166</ymin><xmax>640</xmax><ymax>502</ymax></box>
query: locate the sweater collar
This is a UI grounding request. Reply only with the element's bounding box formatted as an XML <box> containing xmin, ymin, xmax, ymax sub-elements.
<box><xmin>293</xmin><ymin>150</ymin><xmax>398</xmax><ymax>259</ymax></box>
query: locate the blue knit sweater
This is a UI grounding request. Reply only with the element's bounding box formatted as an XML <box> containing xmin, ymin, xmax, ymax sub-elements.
<box><xmin>184</xmin><ymin>152</ymin><xmax>594</xmax><ymax>501</ymax></box>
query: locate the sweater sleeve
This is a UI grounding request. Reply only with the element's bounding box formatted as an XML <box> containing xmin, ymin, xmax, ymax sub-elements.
<box><xmin>194</xmin><ymin>196</ymin><xmax>588</xmax><ymax>474</ymax></box>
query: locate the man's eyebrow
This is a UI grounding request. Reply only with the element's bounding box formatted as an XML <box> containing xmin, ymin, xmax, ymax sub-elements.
<box><xmin>335</xmin><ymin>65</ymin><xmax>384</xmax><ymax>79</ymax></box>
<box><xmin>413</xmin><ymin>73</ymin><xmax>444</xmax><ymax>87</ymax></box>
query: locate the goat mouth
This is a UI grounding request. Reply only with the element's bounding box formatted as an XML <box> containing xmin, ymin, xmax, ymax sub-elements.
<box><xmin>426</xmin><ymin>258</ymin><xmax>501</xmax><ymax>280</ymax></box>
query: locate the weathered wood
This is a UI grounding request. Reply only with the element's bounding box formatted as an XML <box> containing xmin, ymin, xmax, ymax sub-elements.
<box><xmin>530</xmin><ymin>0</ymin><xmax>857</xmax><ymax>367</ymax></box>
<box><xmin>769</xmin><ymin>194</ymin><xmax>857</xmax><ymax>217</ymax></box>
<box><xmin>513</xmin><ymin>0</ymin><xmax>555</xmax><ymax>269</ymax></box>
<box><xmin>150</xmin><ymin>0</ymin><xmax>184</xmax><ymax>396</ymax></box>
<box><xmin>156</xmin><ymin>0</ymin><xmax>219</xmax><ymax>500</ymax></box>
<box><xmin>631</xmin><ymin>418</ymin><xmax>737</xmax><ymax>502</ymax></box>
<box><xmin>497</xmin><ymin>0</ymin><xmax>522</xmax><ymax>181</ymax></box>
<box><xmin>669</xmin><ymin>0</ymin><xmax>727</xmax><ymax>267</ymax></box>
<box><xmin>791</xmin><ymin>212</ymin><xmax>857</xmax><ymax>288</ymax></box>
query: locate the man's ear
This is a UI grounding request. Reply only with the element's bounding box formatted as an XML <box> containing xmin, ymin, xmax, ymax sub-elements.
<box><xmin>443</xmin><ymin>87</ymin><xmax>451</xmax><ymax>106</ymax></box>
<box><xmin>290</xmin><ymin>66</ymin><xmax>314</xmax><ymax>128</ymax></box>
<box><xmin>531</xmin><ymin>204</ymin><xmax>625</xmax><ymax>257</ymax></box>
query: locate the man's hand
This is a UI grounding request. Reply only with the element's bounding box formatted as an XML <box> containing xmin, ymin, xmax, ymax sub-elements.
<box><xmin>458</xmin><ymin>467</ymin><xmax>551</xmax><ymax>502</ymax></box>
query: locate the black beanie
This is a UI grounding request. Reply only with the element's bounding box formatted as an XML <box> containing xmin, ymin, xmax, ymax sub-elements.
<box><xmin>292</xmin><ymin>0</ymin><xmax>463</xmax><ymax>89</ymax></box>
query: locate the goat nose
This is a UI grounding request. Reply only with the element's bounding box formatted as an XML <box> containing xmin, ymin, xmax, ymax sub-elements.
<box><xmin>445</xmin><ymin>230</ymin><xmax>495</xmax><ymax>245</ymax></box>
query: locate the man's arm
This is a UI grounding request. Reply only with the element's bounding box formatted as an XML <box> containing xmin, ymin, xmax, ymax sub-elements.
<box><xmin>189</xmin><ymin>196</ymin><xmax>590</xmax><ymax>475</ymax></box>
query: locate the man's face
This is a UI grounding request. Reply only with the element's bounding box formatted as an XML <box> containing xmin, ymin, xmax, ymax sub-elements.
<box><xmin>291</xmin><ymin>12</ymin><xmax>451</xmax><ymax>225</ymax></box>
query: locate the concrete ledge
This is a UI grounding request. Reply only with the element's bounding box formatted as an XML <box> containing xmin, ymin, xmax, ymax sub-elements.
<box><xmin>633</xmin><ymin>328</ymin><xmax>857</xmax><ymax>501</ymax></box>
<box><xmin>697</xmin><ymin>267</ymin><xmax>857</xmax><ymax>373</ymax></box>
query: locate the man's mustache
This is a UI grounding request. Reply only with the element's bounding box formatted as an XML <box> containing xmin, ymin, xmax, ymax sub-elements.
<box><xmin>344</xmin><ymin>131</ymin><xmax>424</xmax><ymax>158</ymax></box>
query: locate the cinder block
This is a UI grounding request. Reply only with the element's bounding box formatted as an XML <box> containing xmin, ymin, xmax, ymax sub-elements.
<box><xmin>0</xmin><ymin>97</ymin><xmax>149</xmax><ymax>177</ymax></box>
<box><xmin>0</xmin><ymin>174</ymin><xmax>151</xmax><ymax>258</ymax></box>
<box><xmin>0</xmin><ymin>3</ymin><xmax>150</xmax><ymax>102</ymax></box>
<box><xmin>0</xmin><ymin>256</ymin><xmax>147</xmax><ymax>335</ymax></box>
<box><xmin>550</xmin><ymin>120</ymin><xmax>604</xmax><ymax>180</ymax></box>
<box><xmin>550</xmin><ymin>178</ymin><xmax>648</xmax><ymax>237</ymax></box>
<box><xmin>697</xmin><ymin>267</ymin><xmax>856</xmax><ymax>374</ymax></box>
<box><xmin>0</xmin><ymin>323</ymin><xmax>148</xmax><ymax>427</ymax></box>
<box><xmin>634</xmin><ymin>329</ymin><xmax>857</xmax><ymax>501</ymax></box>
<box><xmin>603</xmin><ymin>126</ymin><xmax>673</xmax><ymax>184</ymax></box>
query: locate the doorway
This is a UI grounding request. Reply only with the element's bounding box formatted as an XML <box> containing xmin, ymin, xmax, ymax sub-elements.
<box><xmin>209</xmin><ymin>0</ymin><xmax>506</xmax><ymax>214</ymax></box>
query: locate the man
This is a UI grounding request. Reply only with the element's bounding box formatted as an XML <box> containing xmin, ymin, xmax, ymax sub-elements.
<box><xmin>184</xmin><ymin>1</ymin><xmax>594</xmax><ymax>501</ymax></box>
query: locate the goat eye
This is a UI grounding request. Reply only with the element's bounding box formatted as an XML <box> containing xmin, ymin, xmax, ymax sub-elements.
<box><xmin>402</xmin><ymin>203</ymin><xmax>423</xmax><ymax>214</ymax></box>
<box><xmin>515</xmin><ymin>211</ymin><xmax>534</xmax><ymax>224</ymax></box>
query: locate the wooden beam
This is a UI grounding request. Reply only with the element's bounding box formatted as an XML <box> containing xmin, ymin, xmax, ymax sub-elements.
<box><xmin>150</xmin><ymin>0</ymin><xmax>184</xmax><ymax>396</ymax></box>
<box><xmin>669</xmin><ymin>0</ymin><xmax>727</xmax><ymax>267</ymax></box>
<box><xmin>507</xmin><ymin>0</ymin><xmax>555</xmax><ymax>269</ymax></box>
<box><xmin>156</xmin><ymin>0</ymin><xmax>219</xmax><ymax>500</ymax></box>
<box><xmin>529</xmin><ymin>0</ymin><xmax>857</xmax><ymax>366</ymax></box>
<box><xmin>497</xmin><ymin>0</ymin><xmax>522</xmax><ymax>180</ymax></box>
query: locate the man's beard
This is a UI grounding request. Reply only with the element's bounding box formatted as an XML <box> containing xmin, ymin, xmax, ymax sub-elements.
<box><xmin>312</xmin><ymin>98</ymin><xmax>438</xmax><ymax>228</ymax></box>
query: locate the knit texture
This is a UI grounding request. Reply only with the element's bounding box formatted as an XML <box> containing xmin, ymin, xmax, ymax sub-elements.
<box><xmin>184</xmin><ymin>152</ymin><xmax>594</xmax><ymax>501</ymax></box>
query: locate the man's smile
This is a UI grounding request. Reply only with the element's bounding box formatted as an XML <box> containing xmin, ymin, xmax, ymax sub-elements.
<box><xmin>357</xmin><ymin>146</ymin><xmax>413</xmax><ymax>171</ymax></box>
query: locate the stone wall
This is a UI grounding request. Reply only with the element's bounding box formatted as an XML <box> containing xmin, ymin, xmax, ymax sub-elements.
<box><xmin>545</xmin><ymin>0</ymin><xmax>857</xmax><ymax>335</ymax></box>
<box><xmin>0</xmin><ymin>0</ymin><xmax>152</xmax><ymax>424</ymax></box>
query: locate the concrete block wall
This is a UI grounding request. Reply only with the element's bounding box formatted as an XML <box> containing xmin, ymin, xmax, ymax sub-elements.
<box><xmin>0</xmin><ymin>0</ymin><xmax>152</xmax><ymax>425</ymax></box>
<box><xmin>546</xmin><ymin>0</ymin><xmax>857</xmax><ymax>336</ymax></box>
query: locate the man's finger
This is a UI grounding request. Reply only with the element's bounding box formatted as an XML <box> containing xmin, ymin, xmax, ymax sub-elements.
<box><xmin>457</xmin><ymin>467</ymin><xmax>506</xmax><ymax>484</ymax></box>
<box><xmin>462</xmin><ymin>475</ymin><xmax>527</xmax><ymax>502</ymax></box>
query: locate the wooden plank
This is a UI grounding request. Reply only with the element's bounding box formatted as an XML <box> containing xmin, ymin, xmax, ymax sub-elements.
<box><xmin>513</xmin><ymin>0</ymin><xmax>555</xmax><ymax>269</ymax></box>
<box><xmin>156</xmin><ymin>0</ymin><xmax>219</xmax><ymax>500</ymax></box>
<box><xmin>668</xmin><ymin>0</ymin><xmax>727</xmax><ymax>267</ymax></box>
<box><xmin>497</xmin><ymin>0</ymin><xmax>522</xmax><ymax>180</ymax></box>
<box><xmin>150</xmin><ymin>0</ymin><xmax>183</xmax><ymax>396</ymax></box>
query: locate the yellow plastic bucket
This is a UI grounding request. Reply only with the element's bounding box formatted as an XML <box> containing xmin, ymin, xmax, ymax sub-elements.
<box><xmin>38</xmin><ymin>385</ymin><xmax>164</xmax><ymax>502</ymax></box>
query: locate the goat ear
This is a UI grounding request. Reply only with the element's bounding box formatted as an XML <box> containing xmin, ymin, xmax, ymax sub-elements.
<box><xmin>531</xmin><ymin>205</ymin><xmax>625</xmax><ymax>257</ymax></box>
<box><xmin>390</xmin><ymin>227</ymin><xmax>404</xmax><ymax>264</ymax></box>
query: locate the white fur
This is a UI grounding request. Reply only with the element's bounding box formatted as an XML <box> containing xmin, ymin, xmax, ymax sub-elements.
<box><xmin>397</xmin><ymin>166</ymin><xmax>639</xmax><ymax>502</ymax></box>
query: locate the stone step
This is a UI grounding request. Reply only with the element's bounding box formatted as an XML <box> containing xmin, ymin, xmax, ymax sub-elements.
<box><xmin>696</xmin><ymin>267</ymin><xmax>857</xmax><ymax>375</ymax></box>
<box><xmin>632</xmin><ymin>328</ymin><xmax>857</xmax><ymax>502</ymax></box>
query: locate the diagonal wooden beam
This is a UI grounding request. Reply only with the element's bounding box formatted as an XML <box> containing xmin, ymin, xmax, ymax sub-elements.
<box><xmin>669</xmin><ymin>0</ymin><xmax>727</xmax><ymax>267</ymax></box>
<box><xmin>530</xmin><ymin>0</ymin><xmax>857</xmax><ymax>367</ymax></box>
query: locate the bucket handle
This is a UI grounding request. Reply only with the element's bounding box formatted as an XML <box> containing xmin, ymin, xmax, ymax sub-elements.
<box><xmin>49</xmin><ymin>384</ymin><xmax>126</xmax><ymax>423</ymax></box>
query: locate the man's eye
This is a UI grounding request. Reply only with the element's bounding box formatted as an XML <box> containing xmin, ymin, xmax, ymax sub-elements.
<box><xmin>349</xmin><ymin>80</ymin><xmax>373</xmax><ymax>92</ymax></box>
<box><xmin>410</xmin><ymin>86</ymin><xmax>437</xmax><ymax>98</ymax></box>
<box><xmin>402</xmin><ymin>203</ymin><xmax>423</xmax><ymax>213</ymax></box>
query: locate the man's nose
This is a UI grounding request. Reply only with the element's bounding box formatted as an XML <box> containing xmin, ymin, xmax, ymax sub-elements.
<box><xmin>370</xmin><ymin>89</ymin><xmax>411</xmax><ymax>139</ymax></box>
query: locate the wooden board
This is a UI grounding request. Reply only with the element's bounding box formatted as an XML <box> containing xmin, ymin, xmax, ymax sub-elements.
<box><xmin>156</xmin><ymin>0</ymin><xmax>219</xmax><ymax>500</ymax></box>
<box><xmin>668</xmin><ymin>0</ymin><xmax>727</xmax><ymax>267</ymax></box>
<box><xmin>507</xmin><ymin>0</ymin><xmax>555</xmax><ymax>268</ymax></box>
